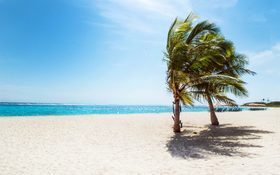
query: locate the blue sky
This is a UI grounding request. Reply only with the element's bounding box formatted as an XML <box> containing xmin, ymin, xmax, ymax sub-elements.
<box><xmin>0</xmin><ymin>0</ymin><xmax>279</xmax><ymax>105</ymax></box>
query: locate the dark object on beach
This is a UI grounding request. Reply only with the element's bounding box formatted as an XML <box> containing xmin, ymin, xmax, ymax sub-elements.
<box><xmin>248</xmin><ymin>107</ymin><xmax>267</xmax><ymax>111</ymax></box>
<box><xmin>214</xmin><ymin>105</ymin><xmax>242</xmax><ymax>112</ymax></box>
<box><xmin>180</xmin><ymin>120</ymin><xmax>183</xmax><ymax>128</ymax></box>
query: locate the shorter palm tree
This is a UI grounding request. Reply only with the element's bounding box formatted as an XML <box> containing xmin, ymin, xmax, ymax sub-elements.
<box><xmin>190</xmin><ymin>36</ymin><xmax>255</xmax><ymax>125</ymax></box>
<box><xmin>191</xmin><ymin>74</ymin><xmax>248</xmax><ymax>125</ymax></box>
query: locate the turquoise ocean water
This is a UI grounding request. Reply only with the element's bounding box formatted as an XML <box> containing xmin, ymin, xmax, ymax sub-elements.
<box><xmin>0</xmin><ymin>103</ymin><xmax>209</xmax><ymax>116</ymax></box>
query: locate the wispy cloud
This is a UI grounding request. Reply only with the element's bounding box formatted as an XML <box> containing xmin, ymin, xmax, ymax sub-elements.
<box><xmin>192</xmin><ymin>0</ymin><xmax>238</xmax><ymax>9</ymax></box>
<box><xmin>247</xmin><ymin>43</ymin><xmax>280</xmax><ymax>76</ymax></box>
<box><xmin>85</xmin><ymin>0</ymin><xmax>238</xmax><ymax>36</ymax></box>
<box><xmin>76</xmin><ymin>0</ymin><xmax>240</xmax><ymax>51</ymax></box>
<box><xmin>92</xmin><ymin>0</ymin><xmax>192</xmax><ymax>35</ymax></box>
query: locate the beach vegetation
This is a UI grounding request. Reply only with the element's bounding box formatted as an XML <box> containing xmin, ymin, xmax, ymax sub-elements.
<box><xmin>189</xmin><ymin>36</ymin><xmax>255</xmax><ymax>125</ymax></box>
<box><xmin>165</xmin><ymin>13</ymin><xmax>220</xmax><ymax>132</ymax></box>
<box><xmin>165</xmin><ymin>13</ymin><xmax>255</xmax><ymax>132</ymax></box>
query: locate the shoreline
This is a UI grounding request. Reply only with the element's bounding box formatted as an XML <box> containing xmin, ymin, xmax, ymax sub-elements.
<box><xmin>0</xmin><ymin>107</ymin><xmax>275</xmax><ymax>118</ymax></box>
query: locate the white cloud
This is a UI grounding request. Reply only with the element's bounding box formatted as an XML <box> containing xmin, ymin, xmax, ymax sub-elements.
<box><xmin>91</xmin><ymin>0</ymin><xmax>192</xmax><ymax>35</ymax></box>
<box><xmin>248</xmin><ymin>43</ymin><xmax>280</xmax><ymax>66</ymax></box>
<box><xmin>104</xmin><ymin>0</ymin><xmax>182</xmax><ymax>17</ymax></box>
<box><xmin>74</xmin><ymin>0</ymin><xmax>240</xmax><ymax>51</ymax></box>
<box><xmin>247</xmin><ymin>43</ymin><xmax>280</xmax><ymax>76</ymax></box>
<box><xmin>239</xmin><ymin>43</ymin><xmax>280</xmax><ymax>103</ymax></box>
<box><xmin>192</xmin><ymin>0</ymin><xmax>238</xmax><ymax>9</ymax></box>
<box><xmin>83</xmin><ymin>0</ymin><xmax>238</xmax><ymax>36</ymax></box>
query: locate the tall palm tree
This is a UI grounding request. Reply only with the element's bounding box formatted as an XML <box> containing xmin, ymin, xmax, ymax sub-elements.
<box><xmin>165</xmin><ymin>13</ymin><xmax>220</xmax><ymax>132</ymax></box>
<box><xmin>190</xmin><ymin>36</ymin><xmax>255</xmax><ymax>125</ymax></box>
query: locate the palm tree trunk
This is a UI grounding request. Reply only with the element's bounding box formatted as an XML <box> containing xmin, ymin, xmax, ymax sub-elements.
<box><xmin>206</xmin><ymin>93</ymin><xmax>219</xmax><ymax>125</ymax></box>
<box><xmin>173</xmin><ymin>98</ymin><xmax>181</xmax><ymax>132</ymax></box>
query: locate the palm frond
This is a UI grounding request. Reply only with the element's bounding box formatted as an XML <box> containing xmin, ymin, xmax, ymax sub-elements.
<box><xmin>179</xmin><ymin>89</ymin><xmax>194</xmax><ymax>106</ymax></box>
<box><xmin>212</xmin><ymin>94</ymin><xmax>236</xmax><ymax>105</ymax></box>
<box><xmin>185</xmin><ymin>21</ymin><xmax>220</xmax><ymax>44</ymax></box>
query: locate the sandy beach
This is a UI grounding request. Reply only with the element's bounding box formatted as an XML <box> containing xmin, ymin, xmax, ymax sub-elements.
<box><xmin>0</xmin><ymin>109</ymin><xmax>279</xmax><ymax>175</ymax></box>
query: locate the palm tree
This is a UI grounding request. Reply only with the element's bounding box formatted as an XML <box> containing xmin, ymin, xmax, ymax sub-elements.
<box><xmin>165</xmin><ymin>13</ymin><xmax>220</xmax><ymax>132</ymax></box>
<box><xmin>190</xmin><ymin>36</ymin><xmax>255</xmax><ymax>125</ymax></box>
<box><xmin>191</xmin><ymin>74</ymin><xmax>249</xmax><ymax>125</ymax></box>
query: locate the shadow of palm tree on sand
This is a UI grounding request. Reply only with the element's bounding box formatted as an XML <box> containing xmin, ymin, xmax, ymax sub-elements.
<box><xmin>166</xmin><ymin>124</ymin><xmax>273</xmax><ymax>159</ymax></box>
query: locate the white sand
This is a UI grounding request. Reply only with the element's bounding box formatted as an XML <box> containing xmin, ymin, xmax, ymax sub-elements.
<box><xmin>0</xmin><ymin>109</ymin><xmax>280</xmax><ymax>175</ymax></box>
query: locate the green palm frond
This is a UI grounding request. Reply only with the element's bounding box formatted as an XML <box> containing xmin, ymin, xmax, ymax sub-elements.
<box><xmin>212</xmin><ymin>94</ymin><xmax>236</xmax><ymax>105</ymax></box>
<box><xmin>179</xmin><ymin>89</ymin><xmax>194</xmax><ymax>106</ymax></box>
<box><xmin>186</xmin><ymin>21</ymin><xmax>220</xmax><ymax>44</ymax></box>
<box><xmin>166</xmin><ymin>17</ymin><xmax>178</xmax><ymax>51</ymax></box>
<box><xmin>189</xmin><ymin>90</ymin><xmax>207</xmax><ymax>103</ymax></box>
<box><xmin>184</xmin><ymin>12</ymin><xmax>198</xmax><ymax>23</ymax></box>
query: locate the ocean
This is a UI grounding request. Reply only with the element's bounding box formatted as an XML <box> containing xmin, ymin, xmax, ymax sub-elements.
<box><xmin>0</xmin><ymin>103</ymin><xmax>209</xmax><ymax>116</ymax></box>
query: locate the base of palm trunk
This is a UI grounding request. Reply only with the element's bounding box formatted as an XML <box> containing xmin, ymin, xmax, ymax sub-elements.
<box><xmin>173</xmin><ymin>125</ymin><xmax>181</xmax><ymax>133</ymax></box>
<box><xmin>211</xmin><ymin>121</ymin><xmax>219</xmax><ymax>126</ymax></box>
<box><xmin>210</xmin><ymin>113</ymin><xmax>219</xmax><ymax>126</ymax></box>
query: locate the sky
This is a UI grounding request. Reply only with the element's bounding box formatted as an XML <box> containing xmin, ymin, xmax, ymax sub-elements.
<box><xmin>0</xmin><ymin>0</ymin><xmax>280</xmax><ymax>105</ymax></box>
